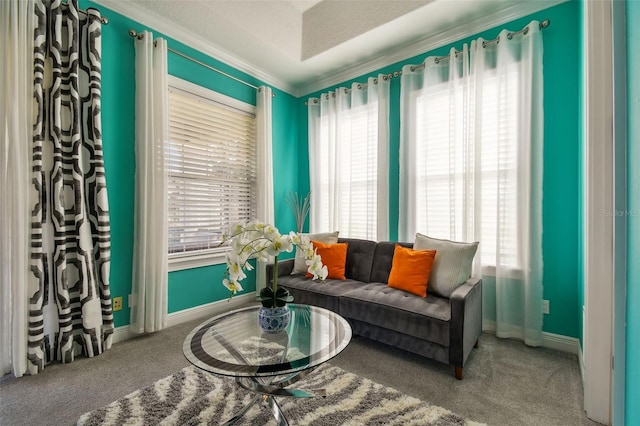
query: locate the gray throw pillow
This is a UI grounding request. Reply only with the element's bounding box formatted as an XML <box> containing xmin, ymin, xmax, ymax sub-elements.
<box><xmin>413</xmin><ymin>233</ymin><xmax>479</xmax><ymax>298</ymax></box>
<box><xmin>290</xmin><ymin>231</ymin><xmax>339</xmax><ymax>275</ymax></box>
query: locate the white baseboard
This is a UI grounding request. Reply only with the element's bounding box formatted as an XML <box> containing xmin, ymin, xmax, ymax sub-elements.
<box><xmin>166</xmin><ymin>293</ymin><xmax>256</xmax><ymax>327</ymax></box>
<box><xmin>112</xmin><ymin>323</ymin><xmax>136</xmax><ymax>344</ymax></box>
<box><xmin>483</xmin><ymin>320</ymin><xmax>581</xmax><ymax>354</ymax></box>
<box><xmin>540</xmin><ymin>331</ymin><xmax>581</xmax><ymax>355</ymax></box>
<box><xmin>111</xmin><ymin>293</ymin><xmax>256</xmax><ymax>344</ymax></box>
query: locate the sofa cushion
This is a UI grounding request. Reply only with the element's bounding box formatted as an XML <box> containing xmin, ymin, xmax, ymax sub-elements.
<box><xmin>278</xmin><ymin>275</ymin><xmax>364</xmax><ymax>313</ymax></box>
<box><xmin>369</xmin><ymin>241</ymin><xmax>412</xmax><ymax>283</ymax></box>
<box><xmin>291</xmin><ymin>231</ymin><xmax>339</xmax><ymax>274</ymax></box>
<box><xmin>414</xmin><ymin>233</ymin><xmax>479</xmax><ymax>298</ymax></box>
<box><xmin>339</xmin><ymin>282</ymin><xmax>451</xmax><ymax>347</ymax></box>
<box><xmin>387</xmin><ymin>245</ymin><xmax>436</xmax><ymax>297</ymax></box>
<box><xmin>338</xmin><ymin>238</ymin><xmax>378</xmax><ymax>283</ymax></box>
<box><xmin>306</xmin><ymin>240</ymin><xmax>348</xmax><ymax>280</ymax></box>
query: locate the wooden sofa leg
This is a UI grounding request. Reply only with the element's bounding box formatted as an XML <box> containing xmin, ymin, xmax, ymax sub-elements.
<box><xmin>474</xmin><ymin>339</ymin><xmax>479</xmax><ymax>348</ymax></box>
<box><xmin>454</xmin><ymin>366</ymin><xmax>463</xmax><ymax>380</ymax></box>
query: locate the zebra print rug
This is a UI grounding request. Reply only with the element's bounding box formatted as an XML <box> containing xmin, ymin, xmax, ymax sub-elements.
<box><xmin>77</xmin><ymin>364</ymin><xmax>485</xmax><ymax>425</ymax></box>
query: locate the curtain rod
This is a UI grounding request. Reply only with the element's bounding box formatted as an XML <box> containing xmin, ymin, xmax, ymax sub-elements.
<box><xmin>61</xmin><ymin>2</ymin><xmax>108</xmax><ymax>24</ymax></box>
<box><xmin>128</xmin><ymin>29</ymin><xmax>273</xmax><ymax>95</ymax></box>
<box><xmin>306</xmin><ymin>74</ymin><xmax>390</xmax><ymax>104</ymax></box>
<box><xmin>412</xmin><ymin>19</ymin><xmax>550</xmax><ymax>70</ymax></box>
<box><xmin>306</xmin><ymin>18</ymin><xmax>550</xmax><ymax>105</ymax></box>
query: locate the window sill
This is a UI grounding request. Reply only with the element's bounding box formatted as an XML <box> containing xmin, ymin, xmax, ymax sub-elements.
<box><xmin>168</xmin><ymin>249</ymin><xmax>227</xmax><ymax>272</ymax></box>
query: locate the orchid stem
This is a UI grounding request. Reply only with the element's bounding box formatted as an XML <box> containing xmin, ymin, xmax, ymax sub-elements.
<box><xmin>272</xmin><ymin>255</ymin><xmax>279</xmax><ymax>305</ymax></box>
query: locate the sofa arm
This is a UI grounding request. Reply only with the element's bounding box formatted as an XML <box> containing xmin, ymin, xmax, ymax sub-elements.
<box><xmin>449</xmin><ymin>277</ymin><xmax>483</xmax><ymax>369</ymax></box>
<box><xmin>265</xmin><ymin>258</ymin><xmax>295</xmax><ymax>287</ymax></box>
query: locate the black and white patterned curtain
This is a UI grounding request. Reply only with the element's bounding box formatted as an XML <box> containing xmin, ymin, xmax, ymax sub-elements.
<box><xmin>29</xmin><ymin>0</ymin><xmax>113</xmax><ymax>373</ymax></box>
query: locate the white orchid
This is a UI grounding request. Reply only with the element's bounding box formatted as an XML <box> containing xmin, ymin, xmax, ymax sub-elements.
<box><xmin>222</xmin><ymin>221</ymin><xmax>327</xmax><ymax>305</ymax></box>
<box><xmin>222</xmin><ymin>278</ymin><xmax>243</xmax><ymax>295</ymax></box>
<box><xmin>306</xmin><ymin>259</ymin><xmax>328</xmax><ymax>280</ymax></box>
<box><xmin>288</xmin><ymin>232</ymin><xmax>327</xmax><ymax>281</ymax></box>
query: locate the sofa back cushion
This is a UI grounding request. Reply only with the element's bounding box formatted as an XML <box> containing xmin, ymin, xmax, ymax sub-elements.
<box><xmin>370</xmin><ymin>241</ymin><xmax>413</xmax><ymax>283</ymax></box>
<box><xmin>387</xmin><ymin>245</ymin><xmax>437</xmax><ymax>297</ymax></box>
<box><xmin>338</xmin><ymin>238</ymin><xmax>378</xmax><ymax>282</ymax></box>
<box><xmin>413</xmin><ymin>233</ymin><xmax>479</xmax><ymax>298</ymax></box>
<box><xmin>306</xmin><ymin>240</ymin><xmax>348</xmax><ymax>280</ymax></box>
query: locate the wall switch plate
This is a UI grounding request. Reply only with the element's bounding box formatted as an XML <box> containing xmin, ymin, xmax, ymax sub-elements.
<box><xmin>113</xmin><ymin>296</ymin><xmax>123</xmax><ymax>311</ymax></box>
<box><xmin>542</xmin><ymin>299</ymin><xmax>550</xmax><ymax>315</ymax></box>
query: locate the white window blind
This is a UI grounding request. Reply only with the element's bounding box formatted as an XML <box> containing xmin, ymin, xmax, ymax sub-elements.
<box><xmin>337</xmin><ymin>104</ymin><xmax>379</xmax><ymax>239</ymax></box>
<box><xmin>414</xmin><ymin>70</ymin><xmax>521</xmax><ymax>269</ymax></box>
<box><xmin>415</xmin><ymin>86</ymin><xmax>466</xmax><ymax>241</ymax></box>
<box><xmin>477</xmin><ymin>72</ymin><xmax>520</xmax><ymax>270</ymax></box>
<box><xmin>308</xmin><ymin>77</ymin><xmax>389</xmax><ymax>241</ymax></box>
<box><xmin>316</xmin><ymin>102</ymin><xmax>380</xmax><ymax>239</ymax></box>
<box><xmin>315</xmin><ymin>112</ymin><xmax>332</xmax><ymax>233</ymax></box>
<box><xmin>167</xmin><ymin>78</ymin><xmax>256</xmax><ymax>263</ymax></box>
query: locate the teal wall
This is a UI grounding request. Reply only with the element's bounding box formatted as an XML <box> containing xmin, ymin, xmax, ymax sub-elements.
<box><xmin>299</xmin><ymin>1</ymin><xmax>582</xmax><ymax>337</ymax></box>
<box><xmin>626</xmin><ymin>0</ymin><xmax>640</xmax><ymax>423</ymax></box>
<box><xmin>537</xmin><ymin>1</ymin><xmax>581</xmax><ymax>338</ymax></box>
<box><xmin>87</xmin><ymin>1</ymin><xmax>301</xmax><ymax>326</ymax></box>
<box><xmin>90</xmin><ymin>0</ymin><xmax>584</xmax><ymax>338</ymax></box>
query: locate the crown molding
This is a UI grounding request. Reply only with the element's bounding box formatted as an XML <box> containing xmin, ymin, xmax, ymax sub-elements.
<box><xmin>93</xmin><ymin>0</ymin><xmax>567</xmax><ymax>99</ymax></box>
<box><xmin>295</xmin><ymin>0</ymin><xmax>568</xmax><ymax>96</ymax></box>
<box><xmin>93</xmin><ymin>0</ymin><xmax>298</xmax><ymax>96</ymax></box>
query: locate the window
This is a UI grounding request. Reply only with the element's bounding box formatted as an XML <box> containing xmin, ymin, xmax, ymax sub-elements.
<box><xmin>310</xmin><ymin>89</ymin><xmax>387</xmax><ymax>240</ymax></box>
<box><xmin>167</xmin><ymin>77</ymin><xmax>256</xmax><ymax>270</ymax></box>
<box><xmin>336</xmin><ymin>104</ymin><xmax>380</xmax><ymax>239</ymax></box>
<box><xmin>413</xmin><ymin>68</ymin><xmax>521</xmax><ymax>271</ymax></box>
<box><xmin>315</xmin><ymin>103</ymin><xmax>379</xmax><ymax>238</ymax></box>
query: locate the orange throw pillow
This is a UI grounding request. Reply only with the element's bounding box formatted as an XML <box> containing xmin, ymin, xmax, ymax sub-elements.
<box><xmin>305</xmin><ymin>240</ymin><xmax>348</xmax><ymax>280</ymax></box>
<box><xmin>387</xmin><ymin>245</ymin><xmax>436</xmax><ymax>297</ymax></box>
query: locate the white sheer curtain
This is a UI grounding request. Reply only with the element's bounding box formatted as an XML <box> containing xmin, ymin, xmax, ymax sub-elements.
<box><xmin>398</xmin><ymin>45</ymin><xmax>471</xmax><ymax>242</ymax></box>
<box><xmin>308</xmin><ymin>75</ymin><xmax>390</xmax><ymax>240</ymax></box>
<box><xmin>256</xmin><ymin>86</ymin><xmax>274</xmax><ymax>292</ymax></box>
<box><xmin>399</xmin><ymin>22</ymin><xmax>544</xmax><ymax>345</ymax></box>
<box><xmin>0</xmin><ymin>0</ymin><xmax>33</xmax><ymax>378</ymax></box>
<box><xmin>473</xmin><ymin>24</ymin><xmax>544</xmax><ymax>345</ymax></box>
<box><xmin>130</xmin><ymin>32</ymin><xmax>169</xmax><ymax>334</ymax></box>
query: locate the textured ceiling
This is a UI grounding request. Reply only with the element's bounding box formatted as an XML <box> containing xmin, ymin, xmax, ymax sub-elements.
<box><xmin>300</xmin><ymin>1</ymin><xmax>430</xmax><ymax>60</ymax></box>
<box><xmin>97</xmin><ymin>0</ymin><xmax>563</xmax><ymax>95</ymax></box>
<box><xmin>125</xmin><ymin>0</ymin><xmax>431</xmax><ymax>62</ymax></box>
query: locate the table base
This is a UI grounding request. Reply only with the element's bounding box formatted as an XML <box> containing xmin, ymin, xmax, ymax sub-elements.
<box><xmin>222</xmin><ymin>371</ymin><xmax>327</xmax><ymax>426</ymax></box>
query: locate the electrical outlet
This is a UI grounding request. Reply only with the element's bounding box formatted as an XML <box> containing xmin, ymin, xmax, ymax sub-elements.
<box><xmin>113</xmin><ymin>296</ymin><xmax>123</xmax><ymax>311</ymax></box>
<box><xmin>542</xmin><ymin>299</ymin><xmax>550</xmax><ymax>315</ymax></box>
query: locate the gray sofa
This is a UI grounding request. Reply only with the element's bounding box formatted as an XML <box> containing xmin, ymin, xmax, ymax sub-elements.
<box><xmin>267</xmin><ymin>238</ymin><xmax>482</xmax><ymax>379</ymax></box>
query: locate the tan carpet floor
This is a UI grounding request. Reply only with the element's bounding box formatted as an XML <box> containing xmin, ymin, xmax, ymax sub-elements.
<box><xmin>0</xmin><ymin>312</ymin><xmax>601</xmax><ymax>426</ymax></box>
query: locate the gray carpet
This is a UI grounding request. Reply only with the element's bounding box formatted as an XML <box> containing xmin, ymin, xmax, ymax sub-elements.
<box><xmin>77</xmin><ymin>363</ymin><xmax>484</xmax><ymax>425</ymax></box>
<box><xmin>0</xmin><ymin>312</ymin><xmax>601</xmax><ymax>426</ymax></box>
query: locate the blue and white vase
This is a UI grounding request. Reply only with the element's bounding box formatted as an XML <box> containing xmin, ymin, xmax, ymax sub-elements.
<box><xmin>258</xmin><ymin>305</ymin><xmax>291</xmax><ymax>334</ymax></box>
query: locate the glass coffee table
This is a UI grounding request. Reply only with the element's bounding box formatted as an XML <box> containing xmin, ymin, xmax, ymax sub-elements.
<box><xmin>183</xmin><ymin>304</ymin><xmax>352</xmax><ymax>425</ymax></box>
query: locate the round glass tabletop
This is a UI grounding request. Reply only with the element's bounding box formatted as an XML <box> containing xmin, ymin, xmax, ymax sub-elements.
<box><xmin>183</xmin><ymin>304</ymin><xmax>352</xmax><ymax>378</ymax></box>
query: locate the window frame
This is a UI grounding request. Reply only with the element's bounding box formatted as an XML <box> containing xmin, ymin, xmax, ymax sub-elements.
<box><xmin>167</xmin><ymin>76</ymin><xmax>256</xmax><ymax>272</ymax></box>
